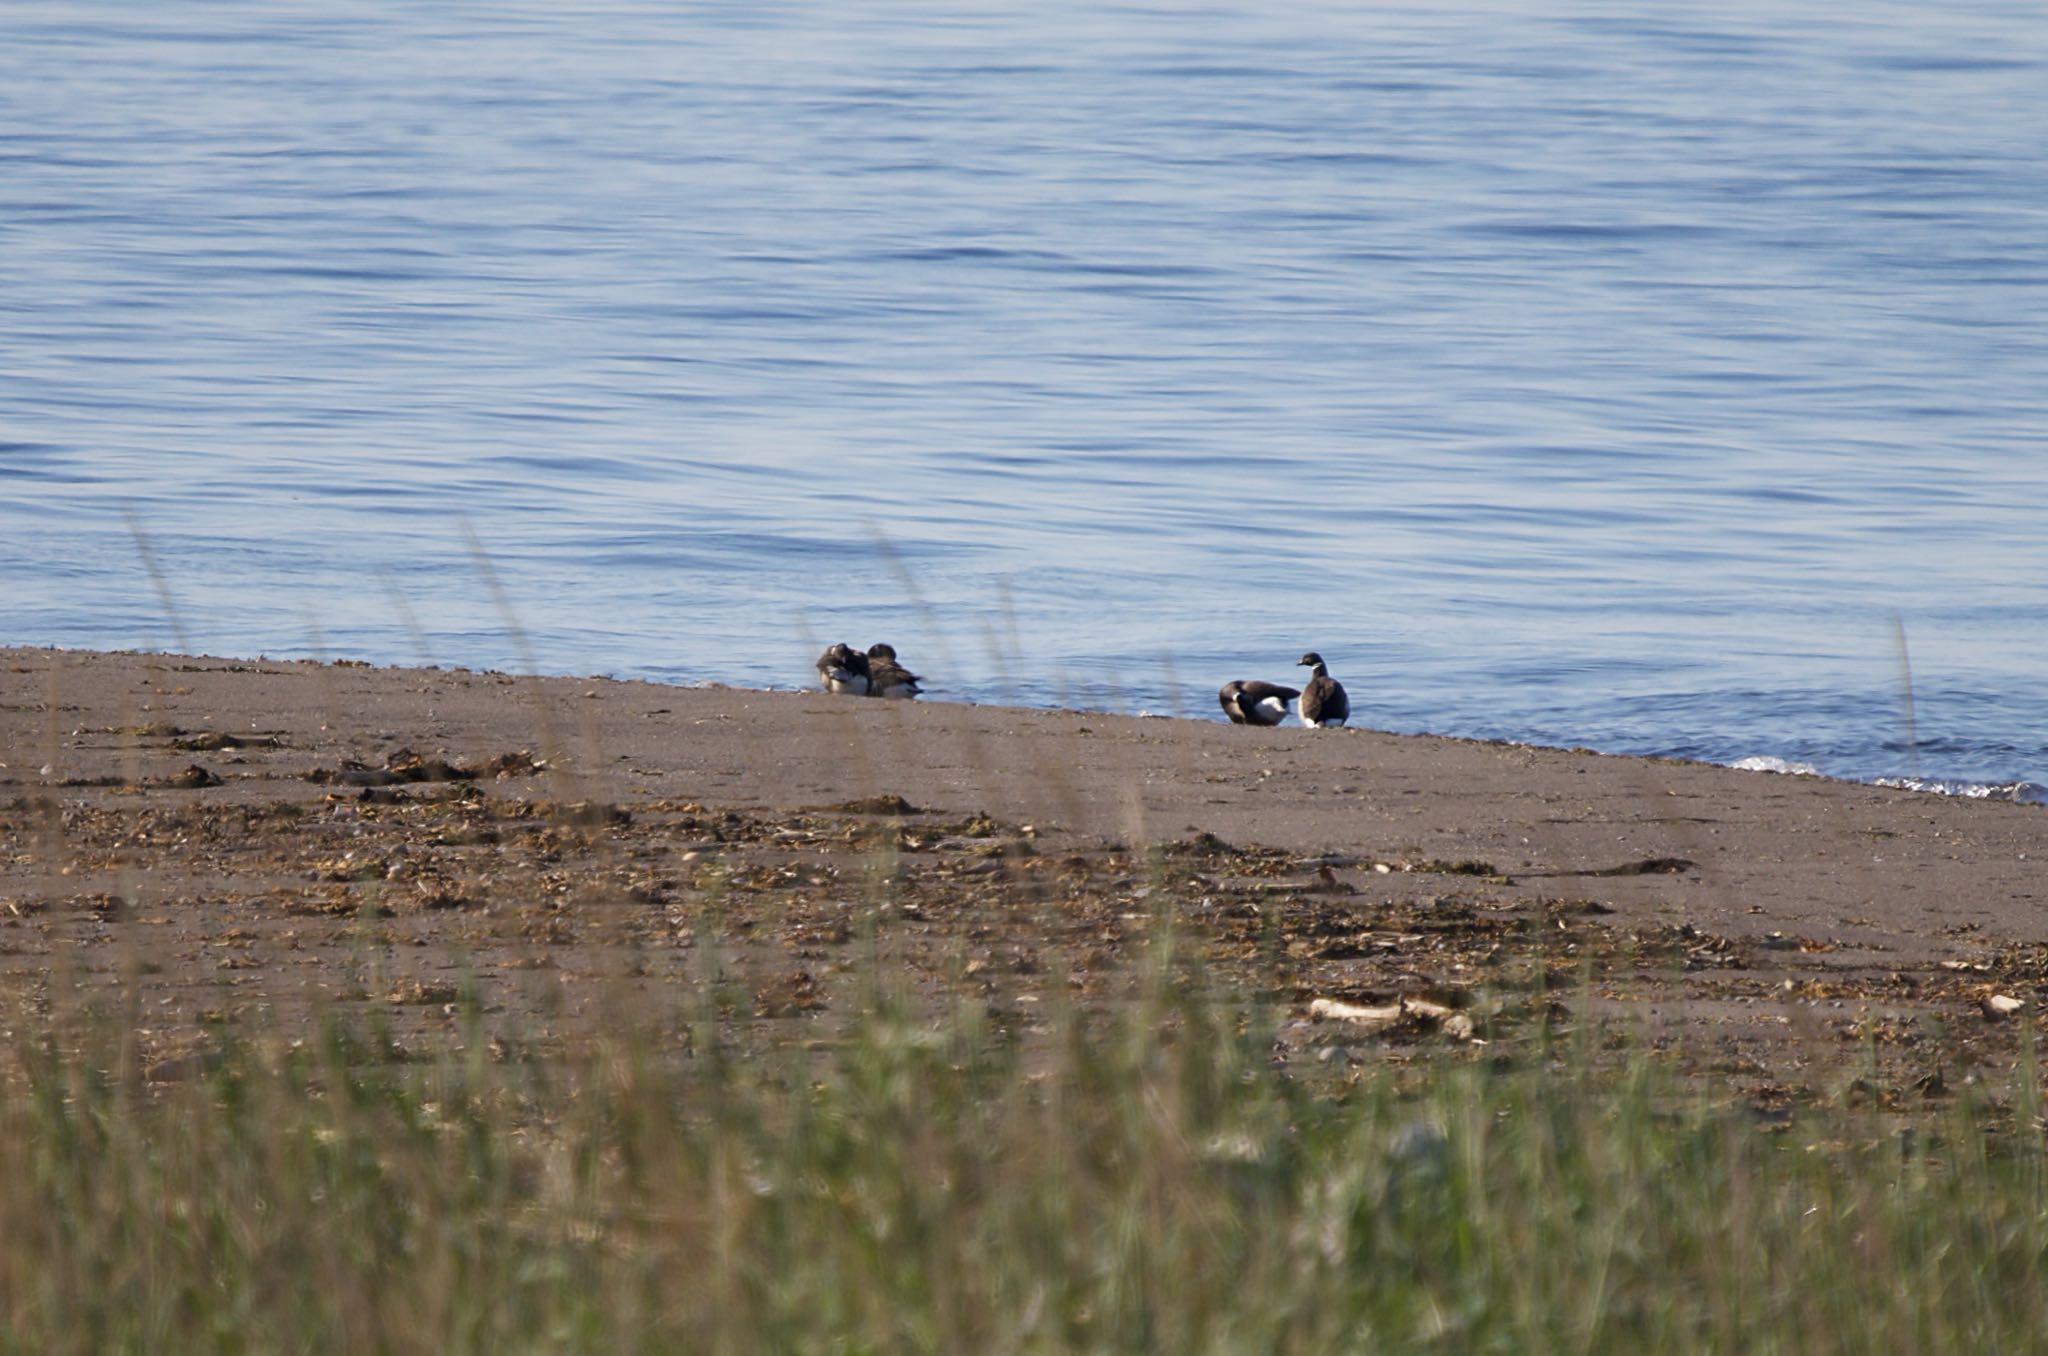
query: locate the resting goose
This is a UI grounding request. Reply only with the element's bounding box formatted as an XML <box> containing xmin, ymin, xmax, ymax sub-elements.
<box><xmin>1218</xmin><ymin>679</ymin><xmax>1299</xmax><ymax>727</ymax></box>
<box><xmin>816</xmin><ymin>643</ymin><xmax>870</xmax><ymax>695</ymax></box>
<box><xmin>1296</xmin><ymin>652</ymin><xmax>1350</xmax><ymax>728</ymax></box>
<box><xmin>863</xmin><ymin>643</ymin><xmax>923</xmax><ymax>699</ymax></box>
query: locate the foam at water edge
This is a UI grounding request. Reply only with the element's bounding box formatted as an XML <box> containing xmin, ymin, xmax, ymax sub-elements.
<box><xmin>1730</xmin><ymin>756</ymin><xmax>1821</xmax><ymax>777</ymax></box>
<box><xmin>1873</xmin><ymin>777</ymin><xmax>2048</xmax><ymax>805</ymax></box>
<box><xmin>1732</xmin><ymin>756</ymin><xmax>2045</xmax><ymax>804</ymax></box>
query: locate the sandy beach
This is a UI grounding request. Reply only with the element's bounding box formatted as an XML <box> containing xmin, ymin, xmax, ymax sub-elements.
<box><xmin>5</xmin><ymin>645</ymin><xmax>2045</xmax><ymax>1097</ymax></box>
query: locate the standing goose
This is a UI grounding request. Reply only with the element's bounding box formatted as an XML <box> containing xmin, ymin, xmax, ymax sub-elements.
<box><xmin>1218</xmin><ymin>679</ymin><xmax>1299</xmax><ymax>727</ymax></box>
<box><xmin>863</xmin><ymin>642</ymin><xmax>924</xmax><ymax>699</ymax></box>
<box><xmin>1296</xmin><ymin>652</ymin><xmax>1350</xmax><ymax>728</ymax></box>
<box><xmin>816</xmin><ymin>643</ymin><xmax>870</xmax><ymax>695</ymax></box>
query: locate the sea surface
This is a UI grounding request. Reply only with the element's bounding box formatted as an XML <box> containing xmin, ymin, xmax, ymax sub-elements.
<box><xmin>5</xmin><ymin>1</ymin><xmax>2046</xmax><ymax>797</ymax></box>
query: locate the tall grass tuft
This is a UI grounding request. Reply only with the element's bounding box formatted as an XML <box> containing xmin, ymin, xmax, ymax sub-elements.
<box><xmin>5</xmin><ymin>978</ymin><xmax>2048</xmax><ymax>1353</ymax></box>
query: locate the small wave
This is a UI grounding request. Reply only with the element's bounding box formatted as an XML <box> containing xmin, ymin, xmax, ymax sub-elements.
<box><xmin>1872</xmin><ymin>778</ymin><xmax>2047</xmax><ymax>804</ymax></box>
<box><xmin>1730</xmin><ymin>756</ymin><xmax>1820</xmax><ymax>777</ymax></box>
<box><xmin>1732</xmin><ymin>757</ymin><xmax>2045</xmax><ymax>803</ymax></box>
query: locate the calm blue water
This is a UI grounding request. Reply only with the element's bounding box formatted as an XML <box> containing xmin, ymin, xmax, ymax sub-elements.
<box><xmin>6</xmin><ymin>2</ymin><xmax>2047</xmax><ymax>795</ymax></box>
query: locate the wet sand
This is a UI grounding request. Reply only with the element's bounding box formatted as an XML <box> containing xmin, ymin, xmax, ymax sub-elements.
<box><xmin>4</xmin><ymin>646</ymin><xmax>2046</xmax><ymax>1102</ymax></box>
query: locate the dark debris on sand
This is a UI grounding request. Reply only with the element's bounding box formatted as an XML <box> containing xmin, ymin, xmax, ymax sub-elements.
<box><xmin>3</xmin><ymin>778</ymin><xmax>2040</xmax><ymax>1129</ymax></box>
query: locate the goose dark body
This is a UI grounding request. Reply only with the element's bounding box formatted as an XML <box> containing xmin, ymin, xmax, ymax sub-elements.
<box><xmin>1296</xmin><ymin>651</ymin><xmax>1349</xmax><ymax>728</ymax></box>
<box><xmin>815</xmin><ymin>642</ymin><xmax>870</xmax><ymax>695</ymax></box>
<box><xmin>864</xmin><ymin>642</ymin><xmax>923</xmax><ymax>699</ymax></box>
<box><xmin>1218</xmin><ymin>679</ymin><xmax>1299</xmax><ymax>726</ymax></box>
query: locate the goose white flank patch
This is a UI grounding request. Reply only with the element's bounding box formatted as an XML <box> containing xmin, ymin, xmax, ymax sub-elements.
<box><xmin>815</xmin><ymin>643</ymin><xmax>870</xmax><ymax>695</ymax></box>
<box><xmin>1218</xmin><ymin>679</ymin><xmax>1299</xmax><ymax>727</ymax></box>
<box><xmin>1296</xmin><ymin>652</ymin><xmax>1350</xmax><ymax>728</ymax></box>
<box><xmin>863</xmin><ymin>642</ymin><xmax>923</xmax><ymax>699</ymax></box>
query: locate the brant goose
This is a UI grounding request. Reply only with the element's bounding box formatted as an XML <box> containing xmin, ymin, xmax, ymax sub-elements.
<box><xmin>1296</xmin><ymin>652</ymin><xmax>1350</xmax><ymax>728</ymax></box>
<box><xmin>1218</xmin><ymin>679</ymin><xmax>1299</xmax><ymax>727</ymax></box>
<box><xmin>815</xmin><ymin>643</ymin><xmax>870</xmax><ymax>695</ymax></box>
<box><xmin>863</xmin><ymin>643</ymin><xmax>923</xmax><ymax>699</ymax></box>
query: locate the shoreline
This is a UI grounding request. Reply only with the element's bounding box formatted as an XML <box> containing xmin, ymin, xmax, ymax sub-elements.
<box><xmin>15</xmin><ymin>640</ymin><xmax>2041</xmax><ymax>804</ymax></box>
<box><xmin>7</xmin><ymin>645</ymin><xmax>2044</xmax><ymax>945</ymax></box>
<box><xmin>5</xmin><ymin>645</ymin><xmax>2048</xmax><ymax>1094</ymax></box>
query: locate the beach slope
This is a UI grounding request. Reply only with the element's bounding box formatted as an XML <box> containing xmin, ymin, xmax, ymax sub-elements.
<box><xmin>4</xmin><ymin>647</ymin><xmax>2044</xmax><ymax>1088</ymax></box>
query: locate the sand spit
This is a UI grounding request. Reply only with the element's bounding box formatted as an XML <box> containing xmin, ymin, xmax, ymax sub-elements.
<box><xmin>3</xmin><ymin>646</ymin><xmax>2045</xmax><ymax>1102</ymax></box>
